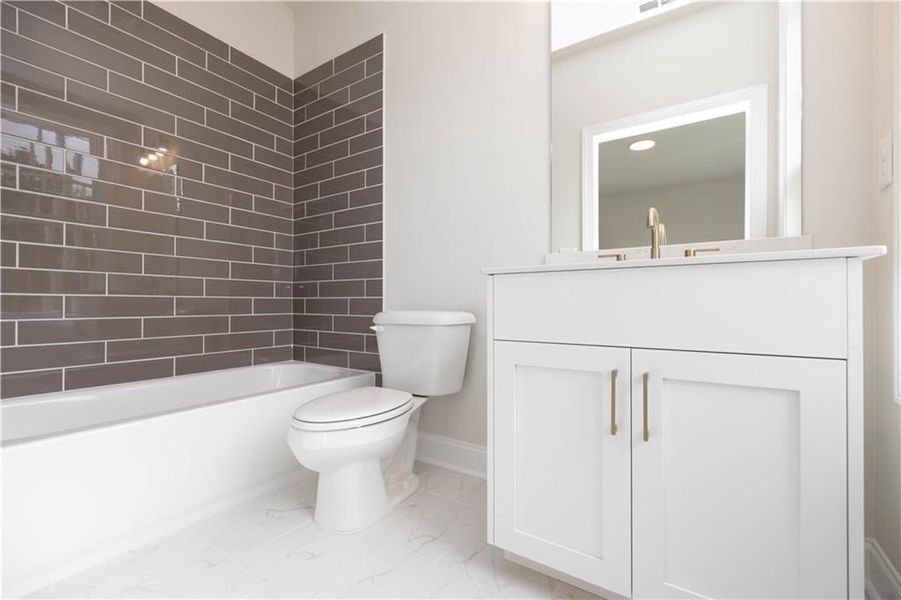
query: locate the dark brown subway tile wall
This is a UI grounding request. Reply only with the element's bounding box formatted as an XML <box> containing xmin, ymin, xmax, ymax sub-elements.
<box><xmin>0</xmin><ymin>0</ymin><xmax>298</xmax><ymax>398</ymax></box>
<box><xmin>293</xmin><ymin>36</ymin><xmax>383</xmax><ymax>372</ymax></box>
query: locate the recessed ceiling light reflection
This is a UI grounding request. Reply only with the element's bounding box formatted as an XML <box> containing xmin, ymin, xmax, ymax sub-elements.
<box><xmin>629</xmin><ymin>139</ymin><xmax>656</xmax><ymax>152</ymax></box>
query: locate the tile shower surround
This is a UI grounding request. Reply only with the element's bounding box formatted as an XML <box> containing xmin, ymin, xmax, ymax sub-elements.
<box><xmin>0</xmin><ymin>1</ymin><xmax>384</xmax><ymax>398</ymax></box>
<box><xmin>292</xmin><ymin>35</ymin><xmax>383</xmax><ymax>372</ymax></box>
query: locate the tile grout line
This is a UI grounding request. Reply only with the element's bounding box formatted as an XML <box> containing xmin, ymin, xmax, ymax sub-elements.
<box><xmin>13</xmin><ymin>2</ymin><xmax>292</xmax><ymax>119</ymax></box>
<box><xmin>2</xmin><ymin>12</ymin><xmax>384</xmax><ymax>394</ymax></box>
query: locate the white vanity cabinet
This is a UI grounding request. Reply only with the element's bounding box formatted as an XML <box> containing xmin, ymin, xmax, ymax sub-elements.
<box><xmin>631</xmin><ymin>350</ymin><xmax>847</xmax><ymax>599</ymax></box>
<box><xmin>485</xmin><ymin>247</ymin><xmax>884</xmax><ymax>600</ymax></box>
<box><xmin>494</xmin><ymin>342</ymin><xmax>631</xmax><ymax>596</ymax></box>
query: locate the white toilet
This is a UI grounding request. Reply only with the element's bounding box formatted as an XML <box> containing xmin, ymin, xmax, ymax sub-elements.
<box><xmin>287</xmin><ymin>310</ymin><xmax>475</xmax><ymax>531</ymax></box>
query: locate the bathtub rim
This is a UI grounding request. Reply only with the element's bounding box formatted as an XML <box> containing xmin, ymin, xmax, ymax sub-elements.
<box><xmin>1</xmin><ymin>360</ymin><xmax>372</xmax><ymax>447</ymax></box>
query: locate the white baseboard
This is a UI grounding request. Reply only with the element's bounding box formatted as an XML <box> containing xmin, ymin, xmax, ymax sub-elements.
<box><xmin>416</xmin><ymin>431</ymin><xmax>487</xmax><ymax>480</ymax></box>
<box><xmin>866</xmin><ymin>537</ymin><xmax>901</xmax><ymax>600</ymax></box>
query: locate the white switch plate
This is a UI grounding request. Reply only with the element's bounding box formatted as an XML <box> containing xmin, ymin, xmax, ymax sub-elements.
<box><xmin>878</xmin><ymin>132</ymin><xmax>894</xmax><ymax>190</ymax></box>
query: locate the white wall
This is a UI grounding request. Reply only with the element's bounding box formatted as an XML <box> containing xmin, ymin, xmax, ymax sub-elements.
<box><xmin>157</xmin><ymin>1</ymin><xmax>295</xmax><ymax>77</ymax></box>
<box><xmin>801</xmin><ymin>3</ymin><xmax>874</xmax><ymax>249</ymax></box>
<box><xmin>551</xmin><ymin>2</ymin><xmax>778</xmax><ymax>251</ymax></box>
<box><xmin>869</xmin><ymin>1</ymin><xmax>901</xmax><ymax>574</ymax></box>
<box><xmin>293</xmin><ymin>2</ymin><xmax>550</xmax><ymax>446</ymax></box>
<box><xmin>804</xmin><ymin>2</ymin><xmax>900</xmax><ymax>573</ymax></box>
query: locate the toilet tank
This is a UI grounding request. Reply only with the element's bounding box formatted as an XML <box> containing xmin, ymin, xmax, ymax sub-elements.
<box><xmin>372</xmin><ymin>311</ymin><xmax>476</xmax><ymax>397</ymax></box>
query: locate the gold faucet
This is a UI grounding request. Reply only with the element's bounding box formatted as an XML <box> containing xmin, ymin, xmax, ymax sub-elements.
<box><xmin>647</xmin><ymin>207</ymin><xmax>666</xmax><ymax>258</ymax></box>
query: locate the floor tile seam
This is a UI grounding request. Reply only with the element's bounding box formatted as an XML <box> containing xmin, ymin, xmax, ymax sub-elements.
<box><xmin>230</xmin><ymin>518</ymin><xmax>320</xmax><ymax>575</ymax></box>
<box><xmin>311</xmin><ymin>535</ymin><xmax>397</xmax><ymax>600</ymax></box>
<box><xmin>75</xmin><ymin>536</ymin><xmax>213</xmax><ymax>600</ymax></box>
<box><xmin>121</xmin><ymin>543</ymin><xmax>254</xmax><ymax>597</ymax></box>
<box><xmin>384</xmin><ymin>535</ymin><xmax>495</xmax><ymax>593</ymax></box>
<box><xmin>416</xmin><ymin>488</ymin><xmax>487</xmax><ymax>511</ymax></box>
<box><xmin>218</xmin><ymin>547</ymin><xmax>270</xmax><ymax>594</ymax></box>
<box><xmin>216</xmin><ymin>511</ymin><xmax>316</xmax><ymax>564</ymax></box>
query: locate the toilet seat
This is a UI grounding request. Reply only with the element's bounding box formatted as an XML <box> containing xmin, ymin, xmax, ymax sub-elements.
<box><xmin>291</xmin><ymin>386</ymin><xmax>413</xmax><ymax>432</ymax></box>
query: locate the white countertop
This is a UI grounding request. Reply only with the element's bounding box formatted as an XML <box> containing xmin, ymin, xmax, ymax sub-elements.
<box><xmin>482</xmin><ymin>245</ymin><xmax>887</xmax><ymax>275</ymax></box>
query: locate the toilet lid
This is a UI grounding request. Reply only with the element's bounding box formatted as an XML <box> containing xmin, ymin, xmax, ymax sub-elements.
<box><xmin>292</xmin><ymin>386</ymin><xmax>413</xmax><ymax>430</ymax></box>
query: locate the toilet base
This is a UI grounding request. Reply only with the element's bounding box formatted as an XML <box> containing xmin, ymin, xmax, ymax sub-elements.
<box><xmin>387</xmin><ymin>472</ymin><xmax>420</xmax><ymax>507</ymax></box>
<box><xmin>310</xmin><ymin>400</ymin><xmax>429</xmax><ymax>532</ymax></box>
<box><xmin>381</xmin><ymin>400</ymin><xmax>426</xmax><ymax>496</ymax></box>
<box><xmin>314</xmin><ymin>458</ymin><xmax>388</xmax><ymax>532</ymax></box>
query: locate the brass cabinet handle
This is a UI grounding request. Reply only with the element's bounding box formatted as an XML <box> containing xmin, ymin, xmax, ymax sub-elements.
<box><xmin>642</xmin><ymin>372</ymin><xmax>650</xmax><ymax>442</ymax></box>
<box><xmin>610</xmin><ymin>369</ymin><xmax>618</xmax><ymax>435</ymax></box>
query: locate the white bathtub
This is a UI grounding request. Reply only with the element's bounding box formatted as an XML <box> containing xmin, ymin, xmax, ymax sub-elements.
<box><xmin>1</xmin><ymin>361</ymin><xmax>373</xmax><ymax>598</ymax></box>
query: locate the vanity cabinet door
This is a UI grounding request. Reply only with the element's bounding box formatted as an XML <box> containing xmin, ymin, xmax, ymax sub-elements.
<box><xmin>631</xmin><ymin>349</ymin><xmax>847</xmax><ymax>599</ymax></box>
<box><xmin>494</xmin><ymin>341</ymin><xmax>631</xmax><ymax>597</ymax></box>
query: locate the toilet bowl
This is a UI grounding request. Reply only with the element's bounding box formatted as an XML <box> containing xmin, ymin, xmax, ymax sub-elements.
<box><xmin>287</xmin><ymin>310</ymin><xmax>475</xmax><ymax>532</ymax></box>
<box><xmin>287</xmin><ymin>386</ymin><xmax>415</xmax><ymax>531</ymax></box>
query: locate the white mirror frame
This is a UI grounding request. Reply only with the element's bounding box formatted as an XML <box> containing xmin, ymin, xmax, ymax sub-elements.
<box><xmin>569</xmin><ymin>2</ymin><xmax>803</xmax><ymax>252</ymax></box>
<box><xmin>580</xmin><ymin>84</ymin><xmax>768</xmax><ymax>251</ymax></box>
<box><xmin>778</xmin><ymin>2</ymin><xmax>803</xmax><ymax>237</ymax></box>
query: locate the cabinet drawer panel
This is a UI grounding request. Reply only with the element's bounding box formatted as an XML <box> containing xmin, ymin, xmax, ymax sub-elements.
<box><xmin>493</xmin><ymin>258</ymin><xmax>847</xmax><ymax>358</ymax></box>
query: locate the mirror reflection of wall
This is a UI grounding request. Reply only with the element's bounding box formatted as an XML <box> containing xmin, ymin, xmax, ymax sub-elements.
<box><xmin>551</xmin><ymin>1</ymin><xmax>800</xmax><ymax>253</ymax></box>
<box><xmin>599</xmin><ymin>113</ymin><xmax>745</xmax><ymax>249</ymax></box>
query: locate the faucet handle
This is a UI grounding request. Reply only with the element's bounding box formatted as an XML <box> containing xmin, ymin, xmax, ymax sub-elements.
<box><xmin>684</xmin><ymin>247</ymin><xmax>720</xmax><ymax>257</ymax></box>
<box><xmin>658</xmin><ymin>223</ymin><xmax>666</xmax><ymax>246</ymax></box>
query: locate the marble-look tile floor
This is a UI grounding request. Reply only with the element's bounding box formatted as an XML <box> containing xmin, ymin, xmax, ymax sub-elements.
<box><xmin>30</xmin><ymin>463</ymin><xmax>599</xmax><ymax>600</ymax></box>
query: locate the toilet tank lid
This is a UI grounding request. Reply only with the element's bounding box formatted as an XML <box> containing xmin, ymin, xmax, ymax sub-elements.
<box><xmin>373</xmin><ymin>311</ymin><xmax>476</xmax><ymax>326</ymax></box>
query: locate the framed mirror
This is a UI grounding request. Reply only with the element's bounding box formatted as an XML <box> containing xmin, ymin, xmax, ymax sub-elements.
<box><xmin>551</xmin><ymin>1</ymin><xmax>802</xmax><ymax>253</ymax></box>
